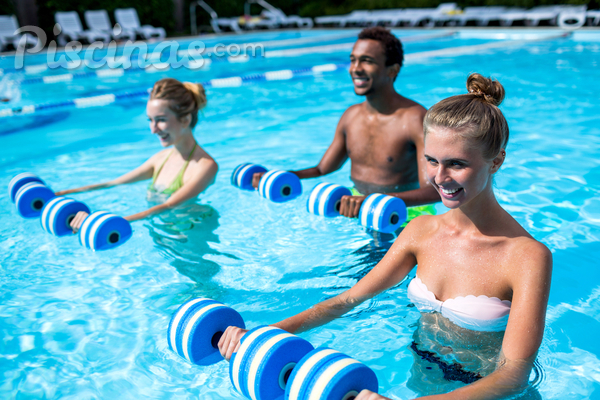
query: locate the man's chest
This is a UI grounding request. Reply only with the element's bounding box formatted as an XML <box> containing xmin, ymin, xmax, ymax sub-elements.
<box><xmin>345</xmin><ymin>125</ymin><xmax>415</xmax><ymax>164</ymax></box>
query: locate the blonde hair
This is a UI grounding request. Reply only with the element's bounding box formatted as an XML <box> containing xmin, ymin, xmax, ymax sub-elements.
<box><xmin>424</xmin><ymin>73</ymin><xmax>509</xmax><ymax>160</ymax></box>
<box><xmin>150</xmin><ymin>78</ymin><xmax>207</xmax><ymax>128</ymax></box>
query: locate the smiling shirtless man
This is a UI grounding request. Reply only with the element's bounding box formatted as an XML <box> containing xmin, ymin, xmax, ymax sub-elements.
<box><xmin>252</xmin><ymin>27</ymin><xmax>440</xmax><ymax>218</ymax></box>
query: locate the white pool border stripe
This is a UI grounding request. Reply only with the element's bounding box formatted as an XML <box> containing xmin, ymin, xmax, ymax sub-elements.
<box><xmin>236</xmin><ymin>164</ymin><xmax>255</xmax><ymax>187</ymax></box>
<box><xmin>41</xmin><ymin>196</ymin><xmax>64</xmax><ymax>232</ymax></box>
<box><xmin>182</xmin><ymin>303</ymin><xmax>225</xmax><ymax>362</ymax></box>
<box><xmin>79</xmin><ymin>211</ymin><xmax>106</xmax><ymax>249</ymax></box>
<box><xmin>308</xmin><ymin>358</ymin><xmax>361</xmax><ymax>400</ymax></box>
<box><xmin>169</xmin><ymin>298</ymin><xmax>212</xmax><ymax>352</ymax></box>
<box><xmin>319</xmin><ymin>184</ymin><xmax>341</xmax><ymax>216</ymax></box>
<box><xmin>231</xmin><ymin>326</ymin><xmax>278</xmax><ymax>394</ymax></box>
<box><xmin>359</xmin><ymin>194</ymin><xmax>379</xmax><ymax>228</ymax></box>
<box><xmin>308</xmin><ymin>182</ymin><xmax>329</xmax><ymax>214</ymax></box>
<box><xmin>288</xmin><ymin>349</ymin><xmax>339</xmax><ymax>400</ymax></box>
<box><xmin>14</xmin><ymin>182</ymin><xmax>45</xmax><ymax>205</ymax></box>
<box><xmin>259</xmin><ymin>170</ymin><xmax>278</xmax><ymax>197</ymax></box>
<box><xmin>47</xmin><ymin>198</ymin><xmax>74</xmax><ymax>235</ymax></box>
<box><xmin>9</xmin><ymin>173</ymin><xmax>38</xmax><ymax>194</ymax></box>
<box><xmin>264</xmin><ymin>170</ymin><xmax>285</xmax><ymax>200</ymax></box>
<box><xmin>372</xmin><ymin>195</ymin><xmax>394</xmax><ymax>231</ymax></box>
<box><xmin>88</xmin><ymin>213</ymin><xmax>116</xmax><ymax>251</ymax></box>
<box><xmin>247</xmin><ymin>333</ymin><xmax>295</xmax><ymax>400</ymax></box>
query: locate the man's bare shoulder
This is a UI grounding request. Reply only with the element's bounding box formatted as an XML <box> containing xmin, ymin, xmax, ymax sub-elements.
<box><xmin>340</xmin><ymin>103</ymin><xmax>364</xmax><ymax>119</ymax></box>
<box><xmin>395</xmin><ymin>97</ymin><xmax>427</xmax><ymax>120</ymax></box>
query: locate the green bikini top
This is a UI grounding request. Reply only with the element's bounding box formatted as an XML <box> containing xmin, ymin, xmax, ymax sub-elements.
<box><xmin>149</xmin><ymin>144</ymin><xmax>197</xmax><ymax>195</ymax></box>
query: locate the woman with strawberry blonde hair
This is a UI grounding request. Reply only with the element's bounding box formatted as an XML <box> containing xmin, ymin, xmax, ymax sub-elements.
<box><xmin>218</xmin><ymin>73</ymin><xmax>552</xmax><ymax>399</ymax></box>
<box><xmin>58</xmin><ymin>78</ymin><xmax>218</xmax><ymax>228</ymax></box>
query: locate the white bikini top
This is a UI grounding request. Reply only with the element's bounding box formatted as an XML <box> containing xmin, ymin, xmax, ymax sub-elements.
<box><xmin>407</xmin><ymin>276</ymin><xmax>512</xmax><ymax>332</ymax></box>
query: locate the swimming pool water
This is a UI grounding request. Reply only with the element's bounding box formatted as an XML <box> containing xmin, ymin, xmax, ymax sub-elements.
<box><xmin>1</xmin><ymin>29</ymin><xmax>600</xmax><ymax>399</ymax></box>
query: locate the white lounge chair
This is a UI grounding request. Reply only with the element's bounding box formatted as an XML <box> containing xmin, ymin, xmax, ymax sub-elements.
<box><xmin>245</xmin><ymin>0</ymin><xmax>313</xmax><ymax>29</ymax></box>
<box><xmin>84</xmin><ymin>10</ymin><xmax>135</xmax><ymax>41</ymax></box>
<box><xmin>364</xmin><ymin>9</ymin><xmax>405</xmax><ymax>26</ymax></box>
<box><xmin>191</xmin><ymin>1</ymin><xmax>241</xmax><ymax>34</ymax></box>
<box><xmin>315</xmin><ymin>10</ymin><xmax>370</xmax><ymax>27</ymax></box>
<box><xmin>557</xmin><ymin>5</ymin><xmax>587</xmax><ymax>29</ymax></box>
<box><xmin>450</xmin><ymin>6</ymin><xmax>507</xmax><ymax>26</ymax></box>
<box><xmin>394</xmin><ymin>3</ymin><xmax>458</xmax><ymax>27</ymax></box>
<box><xmin>114</xmin><ymin>8</ymin><xmax>166</xmax><ymax>40</ymax></box>
<box><xmin>55</xmin><ymin>11</ymin><xmax>111</xmax><ymax>47</ymax></box>
<box><xmin>499</xmin><ymin>5</ymin><xmax>566</xmax><ymax>27</ymax></box>
<box><xmin>587</xmin><ymin>10</ymin><xmax>600</xmax><ymax>26</ymax></box>
<box><xmin>0</xmin><ymin>15</ymin><xmax>40</xmax><ymax>52</ymax></box>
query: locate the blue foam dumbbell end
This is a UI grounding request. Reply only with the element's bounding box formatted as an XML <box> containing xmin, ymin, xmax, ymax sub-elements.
<box><xmin>232</xmin><ymin>163</ymin><xmax>268</xmax><ymax>191</ymax></box>
<box><xmin>41</xmin><ymin>197</ymin><xmax>91</xmax><ymax>236</ymax></box>
<box><xmin>14</xmin><ymin>182</ymin><xmax>56</xmax><ymax>218</ymax></box>
<box><xmin>230</xmin><ymin>326</ymin><xmax>314</xmax><ymax>400</ymax></box>
<box><xmin>9</xmin><ymin>173</ymin><xmax>45</xmax><ymax>203</ymax></box>
<box><xmin>168</xmin><ymin>298</ymin><xmax>245</xmax><ymax>365</ymax></box>
<box><xmin>307</xmin><ymin>183</ymin><xmax>352</xmax><ymax>217</ymax></box>
<box><xmin>285</xmin><ymin>348</ymin><xmax>378</xmax><ymax>400</ymax></box>
<box><xmin>258</xmin><ymin>170</ymin><xmax>302</xmax><ymax>203</ymax></box>
<box><xmin>358</xmin><ymin>193</ymin><xmax>407</xmax><ymax>234</ymax></box>
<box><xmin>78</xmin><ymin>211</ymin><xmax>132</xmax><ymax>251</ymax></box>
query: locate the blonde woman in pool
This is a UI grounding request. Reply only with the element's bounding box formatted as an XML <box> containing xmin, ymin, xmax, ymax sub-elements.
<box><xmin>218</xmin><ymin>74</ymin><xmax>552</xmax><ymax>399</ymax></box>
<box><xmin>57</xmin><ymin>78</ymin><xmax>218</xmax><ymax>229</ymax></box>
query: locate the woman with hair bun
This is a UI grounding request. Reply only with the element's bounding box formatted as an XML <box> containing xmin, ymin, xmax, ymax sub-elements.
<box><xmin>218</xmin><ymin>74</ymin><xmax>552</xmax><ymax>399</ymax></box>
<box><xmin>59</xmin><ymin>78</ymin><xmax>218</xmax><ymax>228</ymax></box>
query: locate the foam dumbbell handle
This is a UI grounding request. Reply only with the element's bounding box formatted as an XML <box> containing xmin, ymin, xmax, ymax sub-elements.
<box><xmin>168</xmin><ymin>298</ymin><xmax>246</xmax><ymax>366</ymax></box>
<box><xmin>258</xmin><ymin>170</ymin><xmax>302</xmax><ymax>203</ymax></box>
<box><xmin>9</xmin><ymin>173</ymin><xmax>45</xmax><ymax>203</ymax></box>
<box><xmin>285</xmin><ymin>348</ymin><xmax>378</xmax><ymax>400</ymax></box>
<box><xmin>40</xmin><ymin>197</ymin><xmax>91</xmax><ymax>237</ymax></box>
<box><xmin>14</xmin><ymin>182</ymin><xmax>56</xmax><ymax>218</ymax></box>
<box><xmin>358</xmin><ymin>193</ymin><xmax>407</xmax><ymax>234</ymax></box>
<box><xmin>230</xmin><ymin>326</ymin><xmax>314</xmax><ymax>400</ymax></box>
<box><xmin>307</xmin><ymin>183</ymin><xmax>352</xmax><ymax>217</ymax></box>
<box><xmin>78</xmin><ymin>211</ymin><xmax>132</xmax><ymax>251</ymax></box>
<box><xmin>232</xmin><ymin>163</ymin><xmax>268</xmax><ymax>191</ymax></box>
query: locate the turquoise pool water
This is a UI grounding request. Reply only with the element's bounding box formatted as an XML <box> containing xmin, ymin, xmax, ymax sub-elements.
<box><xmin>1</xmin><ymin>29</ymin><xmax>600</xmax><ymax>399</ymax></box>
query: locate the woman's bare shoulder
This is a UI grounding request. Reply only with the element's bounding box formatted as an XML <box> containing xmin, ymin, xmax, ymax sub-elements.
<box><xmin>505</xmin><ymin>233</ymin><xmax>553</xmax><ymax>288</ymax></box>
<box><xmin>147</xmin><ymin>148</ymin><xmax>170</xmax><ymax>166</ymax></box>
<box><xmin>401</xmin><ymin>214</ymin><xmax>443</xmax><ymax>241</ymax></box>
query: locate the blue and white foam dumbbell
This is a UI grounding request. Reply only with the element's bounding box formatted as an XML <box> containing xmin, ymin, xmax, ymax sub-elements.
<box><xmin>40</xmin><ymin>197</ymin><xmax>91</xmax><ymax>237</ymax></box>
<box><xmin>230</xmin><ymin>326</ymin><xmax>314</xmax><ymax>400</ymax></box>
<box><xmin>11</xmin><ymin>174</ymin><xmax>56</xmax><ymax>219</ymax></box>
<box><xmin>358</xmin><ymin>193</ymin><xmax>407</xmax><ymax>234</ymax></box>
<box><xmin>285</xmin><ymin>348</ymin><xmax>379</xmax><ymax>400</ymax></box>
<box><xmin>78</xmin><ymin>211</ymin><xmax>132</xmax><ymax>251</ymax></box>
<box><xmin>168</xmin><ymin>298</ymin><xmax>246</xmax><ymax>366</ymax></box>
<box><xmin>9</xmin><ymin>173</ymin><xmax>45</xmax><ymax>203</ymax></box>
<box><xmin>258</xmin><ymin>170</ymin><xmax>302</xmax><ymax>203</ymax></box>
<box><xmin>232</xmin><ymin>163</ymin><xmax>269</xmax><ymax>191</ymax></box>
<box><xmin>231</xmin><ymin>164</ymin><xmax>302</xmax><ymax>203</ymax></box>
<box><xmin>307</xmin><ymin>183</ymin><xmax>352</xmax><ymax>217</ymax></box>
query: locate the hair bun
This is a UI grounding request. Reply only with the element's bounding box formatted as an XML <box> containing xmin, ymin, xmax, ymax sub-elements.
<box><xmin>466</xmin><ymin>73</ymin><xmax>505</xmax><ymax>106</ymax></box>
<box><xmin>183</xmin><ymin>82</ymin><xmax>207</xmax><ymax>110</ymax></box>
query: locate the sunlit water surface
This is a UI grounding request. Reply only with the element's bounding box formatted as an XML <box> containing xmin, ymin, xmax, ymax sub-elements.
<box><xmin>1</xmin><ymin>29</ymin><xmax>600</xmax><ymax>399</ymax></box>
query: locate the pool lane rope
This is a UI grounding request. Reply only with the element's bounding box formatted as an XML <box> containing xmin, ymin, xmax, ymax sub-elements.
<box><xmin>0</xmin><ymin>31</ymin><xmax>364</xmax><ymax>77</ymax></box>
<box><xmin>0</xmin><ymin>31</ymin><xmax>448</xmax><ymax>78</ymax></box>
<box><xmin>0</xmin><ymin>63</ymin><xmax>345</xmax><ymax>118</ymax></box>
<box><xmin>0</xmin><ymin>31</ymin><xmax>571</xmax><ymax>119</ymax></box>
